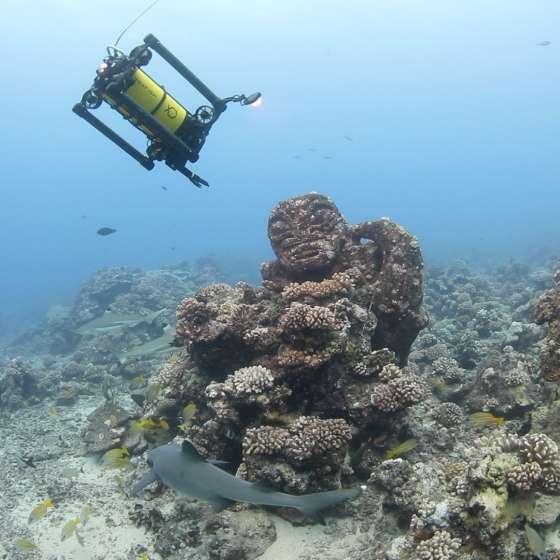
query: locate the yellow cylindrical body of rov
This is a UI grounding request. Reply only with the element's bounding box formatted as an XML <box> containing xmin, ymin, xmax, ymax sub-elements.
<box><xmin>104</xmin><ymin>68</ymin><xmax>189</xmax><ymax>135</ymax></box>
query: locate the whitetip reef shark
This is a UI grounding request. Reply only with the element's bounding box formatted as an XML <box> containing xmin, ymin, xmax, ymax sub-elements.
<box><xmin>131</xmin><ymin>441</ymin><xmax>362</xmax><ymax>521</ymax></box>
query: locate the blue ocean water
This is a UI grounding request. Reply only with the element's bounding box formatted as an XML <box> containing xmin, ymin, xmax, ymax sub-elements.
<box><xmin>1</xmin><ymin>0</ymin><xmax>558</xmax><ymax>330</ymax></box>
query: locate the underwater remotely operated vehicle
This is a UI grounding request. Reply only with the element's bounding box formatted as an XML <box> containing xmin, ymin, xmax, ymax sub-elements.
<box><xmin>73</xmin><ymin>34</ymin><xmax>261</xmax><ymax>187</ymax></box>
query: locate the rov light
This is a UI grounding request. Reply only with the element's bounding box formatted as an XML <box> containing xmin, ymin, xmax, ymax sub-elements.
<box><xmin>249</xmin><ymin>96</ymin><xmax>262</xmax><ymax>107</ymax></box>
<box><xmin>242</xmin><ymin>92</ymin><xmax>262</xmax><ymax>106</ymax></box>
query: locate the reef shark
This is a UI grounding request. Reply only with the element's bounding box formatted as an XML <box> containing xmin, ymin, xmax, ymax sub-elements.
<box><xmin>75</xmin><ymin>308</ymin><xmax>167</xmax><ymax>335</ymax></box>
<box><xmin>131</xmin><ymin>441</ymin><xmax>362</xmax><ymax>521</ymax></box>
<box><xmin>116</xmin><ymin>326</ymin><xmax>175</xmax><ymax>364</ymax></box>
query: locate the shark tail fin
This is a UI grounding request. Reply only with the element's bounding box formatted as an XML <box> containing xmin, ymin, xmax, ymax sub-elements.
<box><xmin>296</xmin><ymin>486</ymin><xmax>362</xmax><ymax>523</ymax></box>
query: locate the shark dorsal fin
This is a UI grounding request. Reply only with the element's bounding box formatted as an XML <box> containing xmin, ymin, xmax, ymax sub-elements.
<box><xmin>181</xmin><ymin>440</ymin><xmax>206</xmax><ymax>462</ymax></box>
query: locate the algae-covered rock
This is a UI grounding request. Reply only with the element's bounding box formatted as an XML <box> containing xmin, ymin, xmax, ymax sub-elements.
<box><xmin>531</xmin><ymin>400</ymin><xmax>560</xmax><ymax>444</ymax></box>
<box><xmin>149</xmin><ymin>504</ymin><xmax>276</xmax><ymax>560</ymax></box>
<box><xmin>466</xmin><ymin>357</ymin><xmax>541</xmax><ymax>417</ymax></box>
<box><xmin>530</xmin><ymin>493</ymin><xmax>560</xmax><ymax>526</ymax></box>
<box><xmin>468</xmin><ymin>486</ymin><xmax>509</xmax><ymax>532</ymax></box>
<box><xmin>0</xmin><ymin>358</ymin><xmax>52</xmax><ymax>412</ymax></box>
<box><xmin>469</xmin><ymin>452</ymin><xmax>519</xmax><ymax>490</ymax></box>
<box><xmin>81</xmin><ymin>400</ymin><xmax>134</xmax><ymax>453</ymax></box>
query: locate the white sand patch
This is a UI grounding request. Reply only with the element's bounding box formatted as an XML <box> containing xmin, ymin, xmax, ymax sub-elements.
<box><xmin>8</xmin><ymin>456</ymin><xmax>156</xmax><ymax>559</ymax></box>
<box><xmin>257</xmin><ymin>515</ymin><xmax>363</xmax><ymax>560</ymax></box>
<box><xmin>257</xmin><ymin>516</ymin><xmax>325</xmax><ymax>559</ymax></box>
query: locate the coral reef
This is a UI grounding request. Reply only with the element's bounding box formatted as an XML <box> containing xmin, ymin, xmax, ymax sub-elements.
<box><xmin>5</xmin><ymin>204</ymin><xmax>560</xmax><ymax>559</ymax></box>
<box><xmin>166</xmin><ymin>193</ymin><xmax>428</xmax><ymax>497</ymax></box>
<box><xmin>339</xmin><ymin>258</ymin><xmax>558</xmax><ymax>560</ymax></box>
<box><xmin>536</xmin><ymin>270</ymin><xmax>560</xmax><ymax>381</ymax></box>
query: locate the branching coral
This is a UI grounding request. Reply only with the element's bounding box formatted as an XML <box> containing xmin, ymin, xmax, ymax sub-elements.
<box><xmin>371</xmin><ymin>372</ymin><xmax>426</xmax><ymax>413</ymax></box>
<box><xmin>367</xmin><ymin>348</ymin><xmax>396</xmax><ymax>375</ymax></box>
<box><xmin>174</xmin><ymin>282</ymin><xmax>275</xmax><ymax>372</ymax></box>
<box><xmin>242</xmin><ymin>425</ymin><xmax>288</xmax><ymax>456</ymax></box>
<box><xmin>274</xmin><ymin>299</ymin><xmax>351</xmax><ymax>375</ymax></box>
<box><xmin>143</xmin><ymin>351</ymin><xmax>189</xmax><ymax>417</ymax></box>
<box><xmin>284</xmin><ymin>416</ymin><xmax>352</xmax><ymax>462</ymax></box>
<box><xmin>415</xmin><ymin>530</ymin><xmax>461</xmax><ymax>560</ymax></box>
<box><xmin>242</xmin><ymin>327</ymin><xmax>279</xmax><ymax>352</ymax></box>
<box><xmin>434</xmin><ymin>403</ymin><xmax>463</xmax><ymax>428</ymax></box>
<box><xmin>175</xmin><ymin>297</ymin><xmax>209</xmax><ymax>342</ymax></box>
<box><xmin>281</xmin><ymin>270</ymin><xmax>358</xmax><ymax>301</ymax></box>
<box><xmin>378</xmin><ymin>363</ymin><xmax>403</xmax><ymax>382</ymax></box>
<box><xmin>242</xmin><ymin>417</ymin><xmax>352</xmax><ymax>464</ymax></box>
<box><xmin>279</xmin><ymin>303</ymin><xmax>339</xmax><ymax>332</ymax></box>
<box><xmin>276</xmin><ymin>345</ymin><xmax>339</xmax><ymax>370</ymax></box>
<box><xmin>240</xmin><ymin>416</ymin><xmax>352</xmax><ymax>493</ymax></box>
<box><xmin>507</xmin><ymin>462</ymin><xmax>543</xmax><ymax>491</ymax></box>
<box><xmin>224</xmin><ymin>366</ymin><xmax>275</xmax><ymax>397</ymax></box>
<box><xmin>502</xmin><ymin>434</ymin><xmax>560</xmax><ymax>493</ymax></box>
<box><xmin>349</xmin><ymin>348</ymin><xmax>396</xmax><ymax>378</ymax></box>
<box><xmin>432</xmin><ymin>356</ymin><xmax>464</xmax><ymax>383</ymax></box>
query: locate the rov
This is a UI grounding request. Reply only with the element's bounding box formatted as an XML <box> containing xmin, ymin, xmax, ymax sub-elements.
<box><xmin>73</xmin><ymin>34</ymin><xmax>261</xmax><ymax>188</ymax></box>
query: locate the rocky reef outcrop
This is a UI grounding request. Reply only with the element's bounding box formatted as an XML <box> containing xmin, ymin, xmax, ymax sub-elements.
<box><xmin>0</xmin><ymin>358</ymin><xmax>53</xmax><ymax>412</ymax></box>
<box><xmin>536</xmin><ymin>270</ymin><xmax>560</xmax><ymax>382</ymax></box>
<box><xmin>6</xmin><ymin>260</ymin><xmax>224</xmax><ymax>359</ymax></box>
<box><xmin>262</xmin><ymin>193</ymin><xmax>426</xmax><ymax>362</ymax></box>
<box><xmin>144</xmin><ymin>193</ymin><xmax>427</xmax><ymax>498</ymax></box>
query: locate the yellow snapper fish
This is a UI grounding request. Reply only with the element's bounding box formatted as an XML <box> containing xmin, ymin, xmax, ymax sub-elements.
<box><xmin>263</xmin><ymin>410</ymin><xmax>300</xmax><ymax>427</ymax></box>
<box><xmin>61</xmin><ymin>517</ymin><xmax>81</xmax><ymax>541</ymax></box>
<box><xmin>146</xmin><ymin>383</ymin><xmax>162</xmax><ymax>402</ymax></box>
<box><xmin>15</xmin><ymin>538</ymin><xmax>38</xmax><ymax>551</ymax></box>
<box><xmin>130</xmin><ymin>375</ymin><xmax>146</xmax><ymax>386</ymax></box>
<box><xmin>80</xmin><ymin>504</ymin><xmax>93</xmax><ymax>526</ymax></box>
<box><xmin>132</xmin><ymin>418</ymin><xmax>170</xmax><ymax>436</ymax></box>
<box><xmin>525</xmin><ymin>525</ymin><xmax>545</xmax><ymax>559</ymax></box>
<box><xmin>50</xmin><ymin>405</ymin><xmax>58</xmax><ymax>417</ymax></box>
<box><xmin>102</xmin><ymin>447</ymin><xmax>130</xmax><ymax>470</ymax></box>
<box><xmin>178</xmin><ymin>403</ymin><xmax>198</xmax><ymax>432</ymax></box>
<box><xmin>429</xmin><ymin>377</ymin><xmax>447</xmax><ymax>392</ymax></box>
<box><xmin>28</xmin><ymin>497</ymin><xmax>54</xmax><ymax>523</ymax></box>
<box><xmin>469</xmin><ymin>412</ymin><xmax>505</xmax><ymax>429</ymax></box>
<box><xmin>385</xmin><ymin>439</ymin><xmax>418</xmax><ymax>460</ymax></box>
